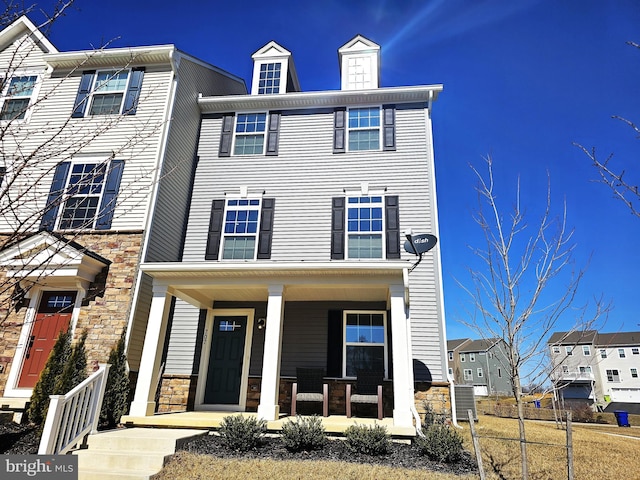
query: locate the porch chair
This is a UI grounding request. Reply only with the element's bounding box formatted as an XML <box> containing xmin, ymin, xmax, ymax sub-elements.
<box><xmin>291</xmin><ymin>368</ymin><xmax>329</xmax><ymax>417</ymax></box>
<box><xmin>346</xmin><ymin>370</ymin><xmax>383</xmax><ymax>420</ymax></box>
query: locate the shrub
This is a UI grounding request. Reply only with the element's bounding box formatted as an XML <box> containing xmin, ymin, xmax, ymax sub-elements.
<box><xmin>344</xmin><ymin>423</ymin><xmax>391</xmax><ymax>456</ymax></box>
<box><xmin>27</xmin><ymin>330</ymin><xmax>72</xmax><ymax>425</ymax></box>
<box><xmin>219</xmin><ymin>415</ymin><xmax>266</xmax><ymax>451</ymax></box>
<box><xmin>571</xmin><ymin>404</ymin><xmax>594</xmax><ymax>423</ymax></box>
<box><xmin>100</xmin><ymin>331</ymin><xmax>131</xmax><ymax>428</ymax></box>
<box><xmin>416</xmin><ymin>424</ymin><xmax>464</xmax><ymax>463</ymax></box>
<box><xmin>422</xmin><ymin>401</ymin><xmax>447</xmax><ymax>427</ymax></box>
<box><xmin>281</xmin><ymin>415</ymin><xmax>326</xmax><ymax>452</ymax></box>
<box><xmin>54</xmin><ymin>330</ymin><xmax>88</xmax><ymax>394</ymax></box>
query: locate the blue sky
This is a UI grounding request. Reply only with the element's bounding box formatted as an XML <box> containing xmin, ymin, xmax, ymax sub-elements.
<box><xmin>30</xmin><ymin>0</ymin><xmax>640</xmax><ymax>339</ymax></box>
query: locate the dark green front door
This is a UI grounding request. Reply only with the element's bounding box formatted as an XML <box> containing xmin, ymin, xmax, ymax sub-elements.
<box><xmin>204</xmin><ymin>316</ymin><xmax>247</xmax><ymax>405</ymax></box>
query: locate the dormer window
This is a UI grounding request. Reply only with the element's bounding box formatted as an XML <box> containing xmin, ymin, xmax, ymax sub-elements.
<box><xmin>346</xmin><ymin>56</ymin><xmax>373</xmax><ymax>90</ymax></box>
<box><xmin>338</xmin><ymin>35</ymin><xmax>380</xmax><ymax>91</ymax></box>
<box><xmin>258</xmin><ymin>63</ymin><xmax>281</xmax><ymax>95</ymax></box>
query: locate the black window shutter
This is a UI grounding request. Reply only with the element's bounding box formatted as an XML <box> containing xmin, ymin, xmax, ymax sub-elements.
<box><xmin>326</xmin><ymin>310</ymin><xmax>344</xmax><ymax>377</ymax></box>
<box><xmin>386</xmin><ymin>310</ymin><xmax>393</xmax><ymax>379</ymax></box>
<box><xmin>72</xmin><ymin>71</ymin><xmax>95</xmax><ymax>118</ymax></box>
<box><xmin>40</xmin><ymin>162</ymin><xmax>71</xmax><ymax>231</ymax></box>
<box><xmin>265</xmin><ymin>112</ymin><xmax>280</xmax><ymax>156</ymax></box>
<box><xmin>385</xmin><ymin>195</ymin><xmax>400</xmax><ymax>259</ymax></box>
<box><xmin>331</xmin><ymin>197</ymin><xmax>345</xmax><ymax>259</ymax></box>
<box><xmin>122</xmin><ymin>67</ymin><xmax>145</xmax><ymax>115</ymax></box>
<box><xmin>382</xmin><ymin>105</ymin><xmax>396</xmax><ymax>151</ymax></box>
<box><xmin>0</xmin><ymin>166</ymin><xmax>5</xmax><ymax>186</ymax></box>
<box><xmin>205</xmin><ymin>199</ymin><xmax>225</xmax><ymax>260</ymax></box>
<box><xmin>96</xmin><ymin>160</ymin><xmax>125</xmax><ymax>230</ymax></box>
<box><xmin>257</xmin><ymin>198</ymin><xmax>275</xmax><ymax>259</ymax></box>
<box><xmin>219</xmin><ymin>114</ymin><xmax>235</xmax><ymax>157</ymax></box>
<box><xmin>333</xmin><ymin>108</ymin><xmax>346</xmax><ymax>153</ymax></box>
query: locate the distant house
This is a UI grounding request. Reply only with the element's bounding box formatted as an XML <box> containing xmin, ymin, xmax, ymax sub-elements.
<box><xmin>126</xmin><ymin>35</ymin><xmax>448</xmax><ymax>431</ymax></box>
<box><xmin>447</xmin><ymin>338</ymin><xmax>511</xmax><ymax>396</ymax></box>
<box><xmin>548</xmin><ymin>330</ymin><xmax>640</xmax><ymax>407</ymax></box>
<box><xmin>0</xmin><ymin>16</ymin><xmax>245</xmax><ymax>416</ymax></box>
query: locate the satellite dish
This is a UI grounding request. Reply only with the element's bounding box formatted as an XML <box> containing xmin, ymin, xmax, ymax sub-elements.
<box><xmin>404</xmin><ymin>234</ymin><xmax>437</xmax><ymax>255</ymax></box>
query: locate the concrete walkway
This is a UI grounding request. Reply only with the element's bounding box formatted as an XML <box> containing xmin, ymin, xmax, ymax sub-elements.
<box><xmin>74</xmin><ymin>427</ymin><xmax>207</xmax><ymax>480</ymax></box>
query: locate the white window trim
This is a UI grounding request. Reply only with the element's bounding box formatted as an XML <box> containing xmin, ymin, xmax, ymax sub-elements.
<box><xmin>477</xmin><ymin>368</ymin><xmax>483</xmax><ymax>378</ymax></box>
<box><xmin>0</xmin><ymin>70</ymin><xmax>43</xmax><ymax>123</ymax></box>
<box><xmin>4</xmin><ymin>286</ymin><xmax>82</xmax><ymax>398</ymax></box>
<box><xmin>469</xmin><ymin>353</ymin><xmax>476</xmax><ymax>362</ymax></box>
<box><xmin>219</xmin><ymin>196</ymin><xmax>263</xmax><ymax>261</ymax></box>
<box><xmin>565</xmin><ymin>346</ymin><xmax>573</xmax><ymax>356</ymax></box>
<box><xmin>600</xmin><ymin>349</ymin><xmax>607</xmax><ymax>358</ymax></box>
<box><xmin>253</xmin><ymin>60</ymin><xmax>284</xmax><ymax>95</ymax></box>
<box><xmin>631</xmin><ymin>368</ymin><xmax>638</xmax><ymax>378</ymax></box>
<box><xmin>619</xmin><ymin>348</ymin><xmax>626</xmax><ymax>358</ymax></box>
<box><xmin>582</xmin><ymin>345</ymin><xmax>591</xmax><ymax>356</ymax></box>
<box><xmin>231</xmin><ymin>111</ymin><xmax>268</xmax><ymax>156</ymax></box>
<box><xmin>552</xmin><ymin>346</ymin><xmax>561</xmax><ymax>354</ymax></box>
<box><xmin>88</xmin><ymin>68</ymin><xmax>132</xmax><ymax>116</ymax></box>
<box><xmin>460</xmin><ymin>353</ymin><xmax>466</xmax><ymax>362</ymax></box>
<box><xmin>463</xmin><ymin>369</ymin><xmax>473</xmax><ymax>381</ymax></box>
<box><xmin>342</xmin><ymin>310</ymin><xmax>388</xmax><ymax>379</ymax></box>
<box><xmin>55</xmin><ymin>158</ymin><xmax>109</xmax><ymax>231</ymax></box>
<box><xmin>346</xmin><ymin>105</ymin><xmax>382</xmax><ymax>152</ymax></box>
<box><xmin>606</xmin><ymin>369</ymin><xmax>620</xmax><ymax>382</ymax></box>
<box><xmin>344</xmin><ymin>193</ymin><xmax>386</xmax><ymax>260</ymax></box>
<box><xmin>448</xmin><ymin>351</ymin><xmax>453</xmax><ymax>361</ymax></box>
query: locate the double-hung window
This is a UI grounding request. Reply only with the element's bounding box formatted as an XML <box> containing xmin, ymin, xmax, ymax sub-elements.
<box><xmin>59</xmin><ymin>163</ymin><xmax>107</xmax><ymax>229</ymax></box>
<box><xmin>463</xmin><ymin>369</ymin><xmax>473</xmax><ymax>381</ymax></box>
<box><xmin>448</xmin><ymin>351</ymin><xmax>453</xmax><ymax>361</ymax></box>
<box><xmin>348</xmin><ymin>107</ymin><xmax>380</xmax><ymax>151</ymax></box>
<box><xmin>344</xmin><ymin>311</ymin><xmax>387</xmax><ymax>377</ymax></box>
<box><xmin>606</xmin><ymin>369</ymin><xmax>620</xmax><ymax>382</ymax></box>
<box><xmin>632</xmin><ymin>347</ymin><xmax>639</xmax><ymax>355</ymax></box>
<box><xmin>347</xmin><ymin>196</ymin><xmax>383</xmax><ymax>258</ymax></box>
<box><xmin>619</xmin><ymin>348</ymin><xmax>626</xmax><ymax>358</ymax></box>
<box><xmin>89</xmin><ymin>70</ymin><xmax>129</xmax><ymax>115</ymax></box>
<box><xmin>600</xmin><ymin>349</ymin><xmax>607</xmax><ymax>359</ymax></box>
<box><xmin>631</xmin><ymin>368</ymin><xmax>638</xmax><ymax>378</ymax></box>
<box><xmin>579</xmin><ymin>366</ymin><xmax>592</xmax><ymax>375</ymax></box>
<box><xmin>1</xmin><ymin>75</ymin><xmax>38</xmax><ymax>120</ymax></box>
<box><xmin>582</xmin><ymin>345</ymin><xmax>591</xmax><ymax>356</ymax></box>
<box><xmin>222</xmin><ymin>199</ymin><xmax>261</xmax><ymax>259</ymax></box>
<box><xmin>552</xmin><ymin>346</ymin><xmax>561</xmax><ymax>354</ymax></box>
<box><xmin>566</xmin><ymin>346</ymin><xmax>573</xmax><ymax>356</ymax></box>
<box><xmin>233</xmin><ymin>113</ymin><xmax>267</xmax><ymax>155</ymax></box>
<box><xmin>477</xmin><ymin>368</ymin><xmax>483</xmax><ymax>378</ymax></box>
<box><xmin>469</xmin><ymin>353</ymin><xmax>476</xmax><ymax>362</ymax></box>
<box><xmin>257</xmin><ymin>63</ymin><xmax>281</xmax><ymax>94</ymax></box>
<box><xmin>346</xmin><ymin>56</ymin><xmax>373</xmax><ymax>90</ymax></box>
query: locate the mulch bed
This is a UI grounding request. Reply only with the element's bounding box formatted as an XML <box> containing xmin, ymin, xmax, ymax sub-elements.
<box><xmin>0</xmin><ymin>422</ymin><xmax>40</xmax><ymax>455</ymax></box>
<box><xmin>179</xmin><ymin>433</ymin><xmax>478</xmax><ymax>476</ymax></box>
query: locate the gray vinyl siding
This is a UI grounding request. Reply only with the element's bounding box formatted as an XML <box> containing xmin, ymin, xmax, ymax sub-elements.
<box><xmin>145</xmin><ymin>56</ymin><xmax>246</xmax><ymax>262</ymax></box>
<box><xmin>0</xmin><ymin>60</ymin><xmax>174</xmax><ymax>232</ymax></box>
<box><xmin>164</xmin><ymin>300</ymin><xmax>386</xmax><ymax>377</ymax></box>
<box><xmin>127</xmin><ymin>272</ymin><xmax>153</xmax><ymax>372</ymax></box>
<box><xmin>175</xmin><ymin>104</ymin><xmax>446</xmax><ymax>381</ymax></box>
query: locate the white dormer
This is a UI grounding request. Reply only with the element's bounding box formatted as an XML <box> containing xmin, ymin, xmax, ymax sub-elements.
<box><xmin>250</xmin><ymin>41</ymin><xmax>300</xmax><ymax>95</ymax></box>
<box><xmin>338</xmin><ymin>35</ymin><xmax>380</xmax><ymax>91</ymax></box>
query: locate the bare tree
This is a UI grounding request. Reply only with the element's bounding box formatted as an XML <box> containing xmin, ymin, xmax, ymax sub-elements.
<box><xmin>576</xmin><ymin>41</ymin><xmax>640</xmax><ymax>219</ymax></box>
<box><xmin>459</xmin><ymin>156</ymin><xmax>608</xmax><ymax>480</ymax></box>
<box><xmin>0</xmin><ymin>2</ymin><xmax>165</xmax><ymax>331</ymax></box>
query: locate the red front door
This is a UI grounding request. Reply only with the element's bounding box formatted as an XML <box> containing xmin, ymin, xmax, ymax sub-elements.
<box><xmin>17</xmin><ymin>291</ymin><xmax>76</xmax><ymax>388</ymax></box>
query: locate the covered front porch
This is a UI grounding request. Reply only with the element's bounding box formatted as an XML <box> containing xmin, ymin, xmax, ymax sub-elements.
<box><xmin>120</xmin><ymin>411</ymin><xmax>416</xmax><ymax>437</ymax></box>
<box><xmin>128</xmin><ymin>261</ymin><xmax>418</xmax><ymax>430</ymax></box>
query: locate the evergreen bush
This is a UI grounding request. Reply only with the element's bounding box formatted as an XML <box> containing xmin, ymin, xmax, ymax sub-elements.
<box><xmin>100</xmin><ymin>331</ymin><xmax>130</xmax><ymax>427</ymax></box>
<box><xmin>54</xmin><ymin>330</ymin><xmax>87</xmax><ymax>395</ymax></box>
<box><xmin>219</xmin><ymin>415</ymin><xmax>266</xmax><ymax>451</ymax></box>
<box><xmin>416</xmin><ymin>424</ymin><xmax>464</xmax><ymax>463</ymax></box>
<box><xmin>344</xmin><ymin>423</ymin><xmax>391</xmax><ymax>456</ymax></box>
<box><xmin>27</xmin><ymin>330</ymin><xmax>72</xmax><ymax>425</ymax></box>
<box><xmin>281</xmin><ymin>415</ymin><xmax>326</xmax><ymax>452</ymax></box>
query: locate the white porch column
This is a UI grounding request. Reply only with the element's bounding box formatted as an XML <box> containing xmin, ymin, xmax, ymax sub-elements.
<box><xmin>129</xmin><ymin>284</ymin><xmax>172</xmax><ymax>416</ymax></box>
<box><xmin>389</xmin><ymin>284</ymin><xmax>414</xmax><ymax>428</ymax></box>
<box><xmin>257</xmin><ymin>284</ymin><xmax>284</xmax><ymax>421</ymax></box>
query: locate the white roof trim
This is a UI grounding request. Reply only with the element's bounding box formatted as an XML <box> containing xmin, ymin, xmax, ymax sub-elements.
<box><xmin>252</xmin><ymin>41</ymin><xmax>292</xmax><ymax>59</ymax></box>
<box><xmin>0</xmin><ymin>15</ymin><xmax>58</xmax><ymax>54</ymax></box>
<box><xmin>43</xmin><ymin>44</ymin><xmax>177</xmax><ymax>70</ymax></box>
<box><xmin>199</xmin><ymin>84</ymin><xmax>442</xmax><ymax>112</ymax></box>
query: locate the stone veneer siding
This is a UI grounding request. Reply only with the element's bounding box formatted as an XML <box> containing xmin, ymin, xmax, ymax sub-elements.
<box><xmin>0</xmin><ymin>232</ymin><xmax>143</xmax><ymax>397</ymax></box>
<box><xmin>155</xmin><ymin>374</ymin><xmax>453</xmax><ymax>423</ymax></box>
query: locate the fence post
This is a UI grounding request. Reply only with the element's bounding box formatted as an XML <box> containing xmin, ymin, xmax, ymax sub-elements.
<box><xmin>468</xmin><ymin>409</ymin><xmax>486</xmax><ymax>480</ymax></box>
<box><xmin>566</xmin><ymin>411</ymin><xmax>574</xmax><ymax>480</ymax></box>
<box><xmin>38</xmin><ymin>395</ymin><xmax>64</xmax><ymax>455</ymax></box>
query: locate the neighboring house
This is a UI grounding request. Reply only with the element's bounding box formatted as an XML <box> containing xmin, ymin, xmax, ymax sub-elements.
<box><xmin>448</xmin><ymin>338</ymin><xmax>511</xmax><ymax>396</ymax></box>
<box><xmin>549</xmin><ymin>330</ymin><xmax>640</xmax><ymax>407</ymax></box>
<box><xmin>127</xmin><ymin>35</ymin><xmax>448</xmax><ymax>431</ymax></box>
<box><xmin>0</xmin><ymin>16</ymin><xmax>245</xmax><ymax>416</ymax></box>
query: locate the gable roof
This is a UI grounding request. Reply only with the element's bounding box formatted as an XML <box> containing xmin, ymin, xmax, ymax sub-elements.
<box><xmin>447</xmin><ymin>338</ymin><xmax>471</xmax><ymax>350</ymax></box>
<box><xmin>251</xmin><ymin>40</ymin><xmax>300</xmax><ymax>93</ymax></box>
<box><xmin>547</xmin><ymin>330</ymin><xmax>598</xmax><ymax>345</ymax></box>
<box><xmin>459</xmin><ymin>338</ymin><xmax>501</xmax><ymax>353</ymax></box>
<box><xmin>596</xmin><ymin>332</ymin><xmax>640</xmax><ymax>347</ymax></box>
<box><xmin>0</xmin><ymin>15</ymin><xmax>57</xmax><ymax>54</ymax></box>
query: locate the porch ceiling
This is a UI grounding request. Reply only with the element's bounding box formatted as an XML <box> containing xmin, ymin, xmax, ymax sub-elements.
<box><xmin>141</xmin><ymin>261</ymin><xmax>408</xmax><ymax>308</ymax></box>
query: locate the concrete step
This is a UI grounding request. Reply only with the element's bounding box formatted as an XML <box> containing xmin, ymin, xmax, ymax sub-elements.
<box><xmin>74</xmin><ymin>427</ymin><xmax>207</xmax><ymax>480</ymax></box>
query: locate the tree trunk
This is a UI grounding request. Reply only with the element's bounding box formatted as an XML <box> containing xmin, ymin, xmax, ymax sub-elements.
<box><xmin>514</xmin><ymin>374</ymin><xmax>528</xmax><ymax>480</ymax></box>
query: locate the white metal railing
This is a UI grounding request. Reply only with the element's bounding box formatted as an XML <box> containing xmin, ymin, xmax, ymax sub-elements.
<box><xmin>38</xmin><ymin>363</ymin><xmax>111</xmax><ymax>455</ymax></box>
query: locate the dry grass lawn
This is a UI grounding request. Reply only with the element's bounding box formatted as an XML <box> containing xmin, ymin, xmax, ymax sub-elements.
<box><xmin>153</xmin><ymin>452</ymin><xmax>473</xmax><ymax>480</ymax></box>
<box><xmin>154</xmin><ymin>415</ymin><xmax>640</xmax><ymax>480</ymax></box>
<box><xmin>461</xmin><ymin>415</ymin><xmax>640</xmax><ymax>480</ymax></box>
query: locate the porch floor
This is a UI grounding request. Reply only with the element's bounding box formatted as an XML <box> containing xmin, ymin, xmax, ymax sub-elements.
<box><xmin>121</xmin><ymin>411</ymin><xmax>416</xmax><ymax>437</ymax></box>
